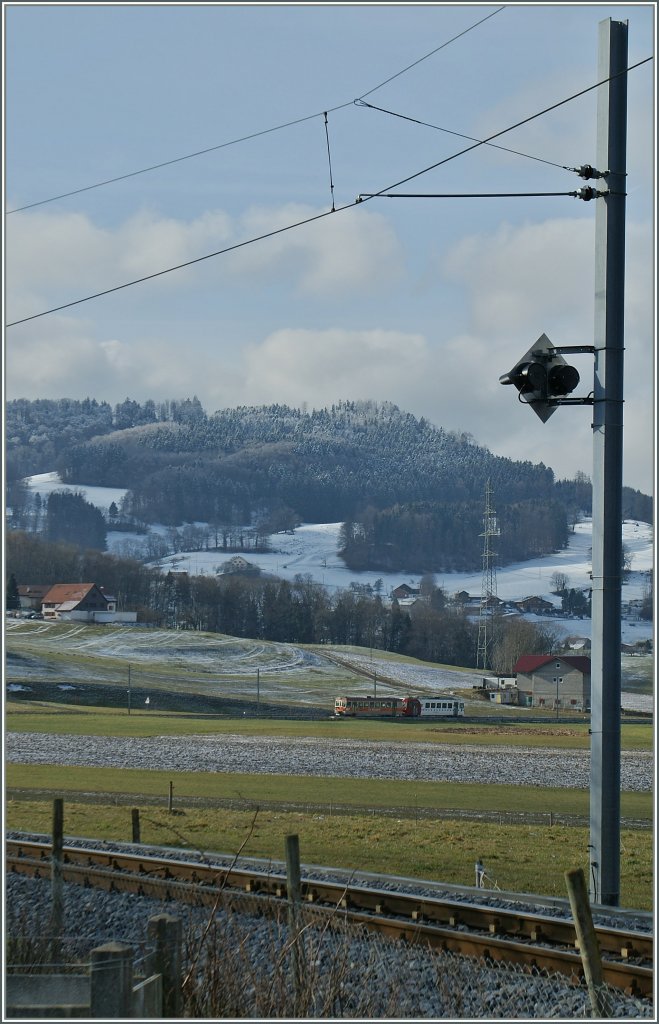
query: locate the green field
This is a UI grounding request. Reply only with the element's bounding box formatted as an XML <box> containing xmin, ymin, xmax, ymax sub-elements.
<box><xmin>4</xmin><ymin>789</ymin><xmax>653</xmax><ymax>910</ymax></box>
<box><xmin>5</xmin><ymin>624</ymin><xmax>654</xmax><ymax>910</ymax></box>
<box><xmin>5</xmin><ymin>701</ymin><xmax>653</xmax><ymax>749</ymax></box>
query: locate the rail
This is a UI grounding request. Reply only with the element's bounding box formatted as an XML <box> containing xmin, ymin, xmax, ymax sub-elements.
<box><xmin>6</xmin><ymin>838</ymin><xmax>653</xmax><ymax>999</ymax></box>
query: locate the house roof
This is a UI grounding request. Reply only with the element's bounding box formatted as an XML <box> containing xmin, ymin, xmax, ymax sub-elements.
<box><xmin>42</xmin><ymin>583</ymin><xmax>103</xmax><ymax>606</ymax></box>
<box><xmin>514</xmin><ymin>654</ymin><xmax>591</xmax><ymax>674</ymax></box>
<box><xmin>17</xmin><ymin>584</ymin><xmax>52</xmax><ymax>598</ymax></box>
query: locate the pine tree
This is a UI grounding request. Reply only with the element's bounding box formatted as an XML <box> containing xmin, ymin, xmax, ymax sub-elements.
<box><xmin>6</xmin><ymin>573</ymin><xmax>20</xmax><ymax>611</ymax></box>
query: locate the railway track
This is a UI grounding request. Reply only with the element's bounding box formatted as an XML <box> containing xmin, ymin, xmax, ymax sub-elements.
<box><xmin>6</xmin><ymin>838</ymin><xmax>653</xmax><ymax>999</ymax></box>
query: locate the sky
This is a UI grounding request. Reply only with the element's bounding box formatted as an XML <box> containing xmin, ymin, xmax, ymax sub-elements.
<box><xmin>3</xmin><ymin>2</ymin><xmax>656</xmax><ymax>494</ymax></box>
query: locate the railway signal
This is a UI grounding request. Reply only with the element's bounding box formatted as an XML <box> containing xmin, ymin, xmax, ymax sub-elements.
<box><xmin>499</xmin><ymin>333</ymin><xmax>584</xmax><ymax>422</ymax></box>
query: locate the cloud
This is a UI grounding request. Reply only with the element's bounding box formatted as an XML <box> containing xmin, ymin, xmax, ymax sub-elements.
<box><xmin>4</xmin><ymin>200</ymin><xmax>652</xmax><ymax>494</ymax></box>
<box><xmin>442</xmin><ymin>217</ymin><xmax>595</xmax><ymax>339</ymax></box>
<box><xmin>5</xmin><ymin>201</ymin><xmax>404</xmax><ymax>325</ymax></box>
<box><xmin>244</xmin><ymin>327</ymin><xmax>428</xmax><ymax>406</ymax></box>
<box><xmin>227</xmin><ymin>203</ymin><xmax>405</xmax><ymax>295</ymax></box>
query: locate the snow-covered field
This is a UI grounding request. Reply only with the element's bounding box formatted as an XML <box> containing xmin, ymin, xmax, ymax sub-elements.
<box><xmin>13</xmin><ymin>474</ymin><xmax>658</xmax><ymax>714</ymax></box>
<box><xmin>25</xmin><ymin>472</ymin><xmax>654</xmax><ymax>651</ymax></box>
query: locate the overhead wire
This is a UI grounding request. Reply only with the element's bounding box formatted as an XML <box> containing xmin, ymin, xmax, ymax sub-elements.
<box><xmin>359</xmin><ymin>56</ymin><xmax>652</xmax><ymax>200</ymax></box>
<box><xmin>357</xmin><ymin>191</ymin><xmax>598</xmax><ymax>199</ymax></box>
<box><xmin>356</xmin><ymin>6</ymin><xmax>506</xmax><ymax>100</ymax></box>
<box><xmin>354</xmin><ymin>99</ymin><xmax>575</xmax><ymax>172</ymax></box>
<box><xmin>323</xmin><ymin>113</ymin><xmax>336</xmax><ymax>213</ymax></box>
<box><xmin>5</xmin><ymin>204</ymin><xmax>353</xmax><ymax>326</ymax></box>
<box><xmin>5</xmin><ymin>55</ymin><xmax>652</xmax><ymax>329</ymax></box>
<box><xmin>6</xmin><ymin>6</ymin><xmax>507</xmax><ymax>215</ymax></box>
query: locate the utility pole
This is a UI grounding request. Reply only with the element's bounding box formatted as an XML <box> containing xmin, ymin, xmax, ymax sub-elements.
<box><xmin>589</xmin><ymin>18</ymin><xmax>627</xmax><ymax>907</ymax></box>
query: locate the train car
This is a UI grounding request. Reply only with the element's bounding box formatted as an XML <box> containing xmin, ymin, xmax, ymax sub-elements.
<box><xmin>334</xmin><ymin>695</ymin><xmax>421</xmax><ymax>717</ymax></box>
<box><xmin>417</xmin><ymin>696</ymin><xmax>465</xmax><ymax>717</ymax></box>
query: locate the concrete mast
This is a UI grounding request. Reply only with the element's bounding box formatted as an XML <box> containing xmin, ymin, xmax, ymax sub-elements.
<box><xmin>589</xmin><ymin>18</ymin><xmax>628</xmax><ymax>907</ymax></box>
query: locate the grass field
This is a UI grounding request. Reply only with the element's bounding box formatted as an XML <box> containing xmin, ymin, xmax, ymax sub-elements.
<box><xmin>6</xmin><ymin>704</ymin><xmax>654</xmax><ymax>909</ymax></box>
<box><xmin>6</xmin><ymin>760</ymin><xmax>653</xmax><ymax>819</ymax></box>
<box><xmin>5</xmin><ymin>623</ymin><xmax>654</xmax><ymax>911</ymax></box>
<box><xmin>4</xmin><ymin>793</ymin><xmax>653</xmax><ymax>910</ymax></box>
<box><xmin>5</xmin><ymin>701</ymin><xmax>653</xmax><ymax>749</ymax></box>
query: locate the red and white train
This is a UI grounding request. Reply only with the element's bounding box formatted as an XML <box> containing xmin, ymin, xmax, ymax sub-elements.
<box><xmin>334</xmin><ymin>695</ymin><xmax>421</xmax><ymax>717</ymax></box>
<box><xmin>334</xmin><ymin>695</ymin><xmax>465</xmax><ymax>718</ymax></box>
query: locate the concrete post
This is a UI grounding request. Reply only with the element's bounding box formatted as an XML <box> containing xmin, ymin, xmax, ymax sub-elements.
<box><xmin>90</xmin><ymin>942</ymin><xmax>133</xmax><ymax>1018</ymax></box>
<box><xmin>589</xmin><ymin>16</ymin><xmax>627</xmax><ymax>908</ymax></box>
<box><xmin>147</xmin><ymin>914</ymin><xmax>182</xmax><ymax>1017</ymax></box>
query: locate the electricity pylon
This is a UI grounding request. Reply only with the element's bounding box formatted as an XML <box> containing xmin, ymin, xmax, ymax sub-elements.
<box><xmin>476</xmin><ymin>480</ymin><xmax>500</xmax><ymax>671</ymax></box>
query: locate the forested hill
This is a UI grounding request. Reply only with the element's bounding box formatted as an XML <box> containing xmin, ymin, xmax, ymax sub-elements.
<box><xmin>5</xmin><ymin>397</ymin><xmax>652</xmax><ymax>571</ymax></box>
<box><xmin>49</xmin><ymin>399</ymin><xmax>556</xmax><ymax>521</ymax></box>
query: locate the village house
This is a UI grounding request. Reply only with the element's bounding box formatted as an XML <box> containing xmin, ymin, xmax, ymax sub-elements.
<box><xmin>391</xmin><ymin>583</ymin><xmax>420</xmax><ymax>601</ymax></box>
<box><xmin>17</xmin><ymin>584</ymin><xmax>52</xmax><ymax>613</ymax></box>
<box><xmin>219</xmin><ymin>555</ymin><xmax>261</xmax><ymax>576</ymax></box>
<box><xmin>513</xmin><ymin>654</ymin><xmax>591</xmax><ymax>712</ymax></box>
<box><xmin>38</xmin><ymin>583</ymin><xmax>137</xmax><ymax>624</ymax></box>
<box><xmin>513</xmin><ymin>596</ymin><xmax>556</xmax><ymax>614</ymax></box>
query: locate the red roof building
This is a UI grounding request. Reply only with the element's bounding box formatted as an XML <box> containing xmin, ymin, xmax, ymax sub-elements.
<box><xmin>42</xmin><ymin>583</ymin><xmax>116</xmax><ymax>619</ymax></box>
<box><xmin>513</xmin><ymin>655</ymin><xmax>591</xmax><ymax>712</ymax></box>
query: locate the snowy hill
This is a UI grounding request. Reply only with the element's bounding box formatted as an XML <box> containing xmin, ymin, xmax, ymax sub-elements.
<box><xmin>25</xmin><ymin>472</ymin><xmax>653</xmax><ymax>647</ymax></box>
<box><xmin>18</xmin><ymin>473</ymin><xmax>655</xmax><ymax>714</ymax></box>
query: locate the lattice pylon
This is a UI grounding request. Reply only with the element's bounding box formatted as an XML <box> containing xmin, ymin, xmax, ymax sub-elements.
<box><xmin>476</xmin><ymin>480</ymin><xmax>500</xmax><ymax>671</ymax></box>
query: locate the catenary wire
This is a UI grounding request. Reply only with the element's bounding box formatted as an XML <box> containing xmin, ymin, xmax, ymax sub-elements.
<box><xmin>6</xmin><ymin>7</ymin><xmax>507</xmax><ymax>214</ymax></box>
<box><xmin>324</xmin><ymin>113</ymin><xmax>336</xmax><ymax>213</ymax></box>
<box><xmin>357</xmin><ymin>191</ymin><xmax>596</xmax><ymax>199</ymax></box>
<box><xmin>5</xmin><ymin>57</ymin><xmax>649</xmax><ymax>329</ymax></box>
<box><xmin>5</xmin><ymin>204</ymin><xmax>352</xmax><ymax>326</ymax></box>
<box><xmin>355</xmin><ymin>99</ymin><xmax>575</xmax><ymax>171</ymax></box>
<box><xmin>355</xmin><ymin>6</ymin><xmax>506</xmax><ymax>100</ymax></box>
<box><xmin>364</xmin><ymin>56</ymin><xmax>651</xmax><ymax>199</ymax></box>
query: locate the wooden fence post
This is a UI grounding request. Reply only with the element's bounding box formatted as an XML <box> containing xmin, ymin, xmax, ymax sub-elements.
<box><xmin>131</xmin><ymin>807</ymin><xmax>141</xmax><ymax>844</ymax></box>
<box><xmin>51</xmin><ymin>798</ymin><xmax>64</xmax><ymax>938</ymax></box>
<box><xmin>147</xmin><ymin>914</ymin><xmax>182</xmax><ymax>1017</ymax></box>
<box><xmin>285</xmin><ymin>834</ymin><xmax>303</xmax><ymax>1013</ymax></box>
<box><xmin>565</xmin><ymin>867</ymin><xmax>609</xmax><ymax>1017</ymax></box>
<box><xmin>168</xmin><ymin>781</ymin><xmax>174</xmax><ymax>813</ymax></box>
<box><xmin>90</xmin><ymin>942</ymin><xmax>133</xmax><ymax>1018</ymax></box>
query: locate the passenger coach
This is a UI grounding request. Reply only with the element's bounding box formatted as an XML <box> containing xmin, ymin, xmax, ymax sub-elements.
<box><xmin>418</xmin><ymin>696</ymin><xmax>465</xmax><ymax>717</ymax></box>
<box><xmin>334</xmin><ymin>695</ymin><xmax>421</xmax><ymax>717</ymax></box>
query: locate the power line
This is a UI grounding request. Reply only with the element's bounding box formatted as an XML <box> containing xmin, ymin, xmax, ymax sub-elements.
<box><xmin>356</xmin><ymin>6</ymin><xmax>506</xmax><ymax>100</ymax></box>
<box><xmin>363</xmin><ymin>56</ymin><xmax>652</xmax><ymax>199</ymax></box>
<box><xmin>323</xmin><ymin>113</ymin><xmax>336</xmax><ymax>213</ymax></box>
<box><xmin>355</xmin><ymin>99</ymin><xmax>574</xmax><ymax>172</ymax></box>
<box><xmin>5</xmin><ymin>114</ymin><xmax>331</xmax><ymax>214</ymax></box>
<box><xmin>357</xmin><ymin>191</ymin><xmax>587</xmax><ymax>199</ymax></box>
<box><xmin>6</xmin><ymin>7</ymin><xmax>507</xmax><ymax>215</ymax></box>
<box><xmin>6</xmin><ymin>203</ymin><xmax>353</xmax><ymax>326</ymax></box>
<box><xmin>6</xmin><ymin>56</ymin><xmax>651</xmax><ymax>329</ymax></box>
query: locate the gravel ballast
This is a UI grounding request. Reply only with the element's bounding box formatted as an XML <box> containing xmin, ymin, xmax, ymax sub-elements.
<box><xmin>6</xmin><ymin>731</ymin><xmax>654</xmax><ymax>791</ymax></box>
<box><xmin>5</xmin><ymin>867</ymin><xmax>653</xmax><ymax>1019</ymax></box>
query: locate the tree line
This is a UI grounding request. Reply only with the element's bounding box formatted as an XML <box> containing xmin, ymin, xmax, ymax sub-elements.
<box><xmin>5</xmin><ymin>530</ymin><xmax>562</xmax><ymax>673</ymax></box>
<box><xmin>6</xmin><ymin>398</ymin><xmax>652</xmax><ymax>576</ymax></box>
<box><xmin>339</xmin><ymin>498</ymin><xmax>569</xmax><ymax>572</ymax></box>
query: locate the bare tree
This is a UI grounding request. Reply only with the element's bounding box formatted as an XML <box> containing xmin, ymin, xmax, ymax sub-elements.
<box><xmin>550</xmin><ymin>571</ymin><xmax>569</xmax><ymax>594</ymax></box>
